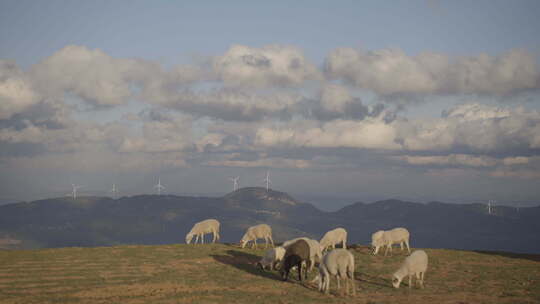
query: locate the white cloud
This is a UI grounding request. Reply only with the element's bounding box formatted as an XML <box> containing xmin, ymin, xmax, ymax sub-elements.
<box><xmin>397</xmin><ymin>154</ymin><xmax>498</xmax><ymax>167</ymax></box>
<box><xmin>203</xmin><ymin>157</ymin><xmax>312</xmax><ymax>169</ymax></box>
<box><xmin>118</xmin><ymin>115</ymin><xmax>193</xmax><ymax>153</ymax></box>
<box><xmin>154</xmin><ymin>89</ymin><xmax>302</xmax><ymax>121</ymax></box>
<box><xmin>254</xmin><ymin>103</ymin><xmax>540</xmax><ymax>160</ymax></box>
<box><xmin>255</xmin><ymin>116</ymin><xmax>400</xmax><ymax>150</ymax></box>
<box><xmin>502</xmin><ymin>156</ymin><xmax>529</xmax><ymax>166</ymax></box>
<box><xmin>325</xmin><ymin>48</ymin><xmax>539</xmax><ymax>96</ymax></box>
<box><xmin>490</xmin><ymin>168</ymin><xmax>540</xmax><ymax>179</ymax></box>
<box><xmin>398</xmin><ymin>103</ymin><xmax>540</xmax><ymax>152</ymax></box>
<box><xmin>320</xmin><ymin>83</ymin><xmax>353</xmax><ymax>113</ymax></box>
<box><xmin>30</xmin><ymin>45</ymin><xmax>162</xmax><ymax>106</ymax></box>
<box><xmin>0</xmin><ymin>61</ymin><xmax>40</xmax><ymax>119</ymax></box>
<box><xmin>213</xmin><ymin>44</ymin><xmax>320</xmax><ymax>87</ymax></box>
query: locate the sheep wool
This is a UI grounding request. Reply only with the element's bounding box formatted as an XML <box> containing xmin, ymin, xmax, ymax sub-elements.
<box><xmin>185</xmin><ymin>219</ymin><xmax>220</xmax><ymax>244</ymax></box>
<box><xmin>372</xmin><ymin>227</ymin><xmax>411</xmax><ymax>256</ymax></box>
<box><xmin>258</xmin><ymin>246</ymin><xmax>286</xmax><ymax>270</ymax></box>
<box><xmin>392</xmin><ymin>250</ymin><xmax>428</xmax><ymax>289</ymax></box>
<box><xmin>280</xmin><ymin>239</ymin><xmax>311</xmax><ymax>281</ymax></box>
<box><xmin>282</xmin><ymin>237</ymin><xmax>322</xmax><ymax>273</ymax></box>
<box><xmin>320</xmin><ymin>227</ymin><xmax>347</xmax><ymax>251</ymax></box>
<box><xmin>317</xmin><ymin>249</ymin><xmax>356</xmax><ymax>296</ymax></box>
<box><xmin>240</xmin><ymin>224</ymin><xmax>274</xmax><ymax>249</ymax></box>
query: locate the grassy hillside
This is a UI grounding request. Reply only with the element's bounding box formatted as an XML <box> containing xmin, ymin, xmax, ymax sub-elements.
<box><xmin>0</xmin><ymin>244</ymin><xmax>539</xmax><ymax>304</ymax></box>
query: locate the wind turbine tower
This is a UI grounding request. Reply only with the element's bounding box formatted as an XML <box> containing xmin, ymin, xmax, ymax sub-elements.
<box><xmin>488</xmin><ymin>200</ymin><xmax>495</xmax><ymax>215</ymax></box>
<box><xmin>110</xmin><ymin>183</ymin><xmax>118</xmax><ymax>199</ymax></box>
<box><xmin>230</xmin><ymin>176</ymin><xmax>239</xmax><ymax>191</ymax></box>
<box><xmin>154</xmin><ymin>178</ymin><xmax>165</xmax><ymax>195</ymax></box>
<box><xmin>263</xmin><ymin>171</ymin><xmax>272</xmax><ymax>191</ymax></box>
<box><xmin>70</xmin><ymin>184</ymin><xmax>82</xmax><ymax>199</ymax></box>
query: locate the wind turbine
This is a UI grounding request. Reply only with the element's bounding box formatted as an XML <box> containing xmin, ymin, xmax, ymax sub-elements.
<box><xmin>488</xmin><ymin>200</ymin><xmax>495</xmax><ymax>215</ymax></box>
<box><xmin>263</xmin><ymin>171</ymin><xmax>272</xmax><ymax>191</ymax></box>
<box><xmin>110</xmin><ymin>183</ymin><xmax>118</xmax><ymax>199</ymax></box>
<box><xmin>154</xmin><ymin>178</ymin><xmax>165</xmax><ymax>195</ymax></box>
<box><xmin>229</xmin><ymin>176</ymin><xmax>239</xmax><ymax>191</ymax></box>
<box><xmin>70</xmin><ymin>184</ymin><xmax>83</xmax><ymax>199</ymax></box>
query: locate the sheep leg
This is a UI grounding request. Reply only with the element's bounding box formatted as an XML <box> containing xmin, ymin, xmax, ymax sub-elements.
<box><xmin>264</xmin><ymin>237</ymin><xmax>268</xmax><ymax>249</ymax></box>
<box><xmin>195</xmin><ymin>235</ymin><xmax>199</xmax><ymax>244</ymax></box>
<box><xmin>400</xmin><ymin>242</ymin><xmax>404</xmax><ymax>251</ymax></box>
<box><xmin>405</xmin><ymin>239</ymin><xmax>411</xmax><ymax>254</ymax></box>
<box><xmin>350</xmin><ymin>277</ymin><xmax>356</xmax><ymax>296</ymax></box>
<box><xmin>420</xmin><ymin>272</ymin><xmax>425</xmax><ymax>288</ymax></box>
<box><xmin>283</xmin><ymin>268</ymin><xmax>289</xmax><ymax>281</ymax></box>
<box><xmin>269</xmin><ymin>235</ymin><xmax>274</xmax><ymax>247</ymax></box>
<box><xmin>408</xmin><ymin>275</ymin><xmax>412</xmax><ymax>289</ymax></box>
<box><xmin>299</xmin><ymin>261</ymin><xmax>304</xmax><ymax>282</ymax></box>
<box><xmin>201</xmin><ymin>233</ymin><xmax>204</xmax><ymax>244</ymax></box>
<box><xmin>324</xmin><ymin>271</ymin><xmax>330</xmax><ymax>294</ymax></box>
<box><xmin>316</xmin><ymin>274</ymin><xmax>323</xmax><ymax>291</ymax></box>
<box><xmin>347</xmin><ymin>265</ymin><xmax>356</xmax><ymax>296</ymax></box>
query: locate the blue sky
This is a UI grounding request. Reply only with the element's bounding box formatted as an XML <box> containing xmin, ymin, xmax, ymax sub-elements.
<box><xmin>1</xmin><ymin>1</ymin><xmax>540</xmax><ymax>208</ymax></box>
<box><xmin>3</xmin><ymin>1</ymin><xmax>539</xmax><ymax>66</ymax></box>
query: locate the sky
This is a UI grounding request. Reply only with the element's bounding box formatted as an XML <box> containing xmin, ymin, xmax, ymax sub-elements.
<box><xmin>1</xmin><ymin>0</ymin><xmax>540</xmax><ymax>209</ymax></box>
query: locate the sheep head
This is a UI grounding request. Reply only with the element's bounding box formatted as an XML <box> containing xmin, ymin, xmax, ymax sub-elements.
<box><xmin>239</xmin><ymin>235</ymin><xmax>250</xmax><ymax>248</ymax></box>
<box><xmin>185</xmin><ymin>233</ymin><xmax>194</xmax><ymax>244</ymax></box>
<box><xmin>392</xmin><ymin>272</ymin><xmax>403</xmax><ymax>288</ymax></box>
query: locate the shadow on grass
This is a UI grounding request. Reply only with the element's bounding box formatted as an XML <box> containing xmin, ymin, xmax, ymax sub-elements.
<box><xmin>355</xmin><ymin>272</ymin><xmax>393</xmax><ymax>290</ymax></box>
<box><xmin>473</xmin><ymin>250</ymin><xmax>540</xmax><ymax>262</ymax></box>
<box><xmin>211</xmin><ymin>249</ymin><xmax>283</xmax><ymax>281</ymax></box>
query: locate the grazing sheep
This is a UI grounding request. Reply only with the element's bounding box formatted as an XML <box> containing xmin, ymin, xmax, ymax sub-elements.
<box><xmin>392</xmin><ymin>250</ymin><xmax>428</xmax><ymax>289</ymax></box>
<box><xmin>185</xmin><ymin>219</ymin><xmax>220</xmax><ymax>244</ymax></box>
<box><xmin>240</xmin><ymin>224</ymin><xmax>274</xmax><ymax>249</ymax></box>
<box><xmin>280</xmin><ymin>239</ymin><xmax>311</xmax><ymax>281</ymax></box>
<box><xmin>320</xmin><ymin>228</ymin><xmax>347</xmax><ymax>252</ymax></box>
<box><xmin>372</xmin><ymin>227</ymin><xmax>411</xmax><ymax>256</ymax></box>
<box><xmin>257</xmin><ymin>246</ymin><xmax>286</xmax><ymax>270</ymax></box>
<box><xmin>317</xmin><ymin>249</ymin><xmax>356</xmax><ymax>296</ymax></box>
<box><xmin>371</xmin><ymin>230</ymin><xmax>385</xmax><ymax>255</ymax></box>
<box><xmin>282</xmin><ymin>237</ymin><xmax>322</xmax><ymax>273</ymax></box>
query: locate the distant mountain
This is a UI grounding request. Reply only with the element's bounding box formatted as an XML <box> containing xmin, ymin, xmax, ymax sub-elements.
<box><xmin>0</xmin><ymin>187</ymin><xmax>539</xmax><ymax>253</ymax></box>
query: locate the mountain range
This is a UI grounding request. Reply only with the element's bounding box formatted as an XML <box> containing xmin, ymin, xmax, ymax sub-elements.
<box><xmin>1</xmin><ymin>187</ymin><xmax>539</xmax><ymax>253</ymax></box>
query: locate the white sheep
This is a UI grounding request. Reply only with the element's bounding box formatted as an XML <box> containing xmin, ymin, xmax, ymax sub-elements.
<box><xmin>282</xmin><ymin>237</ymin><xmax>323</xmax><ymax>273</ymax></box>
<box><xmin>372</xmin><ymin>227</ymin><xmax>411</xmax><ymax>256</ymax></box>
<box><xmin>240</xmin><ymin>224</ymin><xmax>274</xmax><ymax>249</ymax></box>
<box><xmin>317</xmin><ymin>248</ymin><xmax>356</xmax><ymax>296</ymax></box>
<box><xmin>371</xmin><ymin>230</ymin><xmax>385</xmax><ymax>255</ymax></box>
<box><xmin>257</xmin><ymin>246</ymin><xmax>286</xmax><ymax>270</ymax></box>
<box><xmin>319</xmin><ymin>228</ymin><xmax>347</xmax><ymax>252</ymax></box>
<box><xmin>185</xmin><ymin>219</ymin><xmax>220</xmax><ymax>244</ymax></box>
<box><xmin>392</xmin><ymin>250</ymin><xmax>428</xmax><ymax>289</ymax></box>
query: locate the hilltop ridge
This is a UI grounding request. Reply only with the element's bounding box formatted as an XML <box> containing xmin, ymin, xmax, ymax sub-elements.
<box><xmin>0</xmin><ymin>188</ymin><xmax>539</xmax><ymax>253</ymax></box>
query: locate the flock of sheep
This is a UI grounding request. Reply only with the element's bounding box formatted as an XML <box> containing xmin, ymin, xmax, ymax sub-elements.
<box><xmin>185</xmin><ymin>219</ymin><xmax>428</xmax><ymax>295</ymax></box>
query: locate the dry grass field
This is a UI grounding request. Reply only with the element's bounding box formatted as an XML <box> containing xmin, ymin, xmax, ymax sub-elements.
<box><xmin>0</xmin><ymin>243</ymin><xmax>539</xmax><ymax>304</ymax></box>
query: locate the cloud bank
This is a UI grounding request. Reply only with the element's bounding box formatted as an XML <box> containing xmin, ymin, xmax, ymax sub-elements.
<box><xmin>1</xmin><ymin>44</ymin><xmax>539</xmax><ymax>197</ymax></box>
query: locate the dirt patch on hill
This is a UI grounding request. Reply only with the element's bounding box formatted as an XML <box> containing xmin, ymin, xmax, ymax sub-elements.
<box><xmin>73</xmin><ymin>282</ymin><xmax>226</xmax><ymax>299</ymax></box>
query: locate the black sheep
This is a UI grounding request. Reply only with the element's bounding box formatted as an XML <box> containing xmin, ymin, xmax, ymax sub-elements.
<box><xmin>280</xmin><ymin>239</ymin><xmax>311</xmax><ymax>281</ymax></box>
